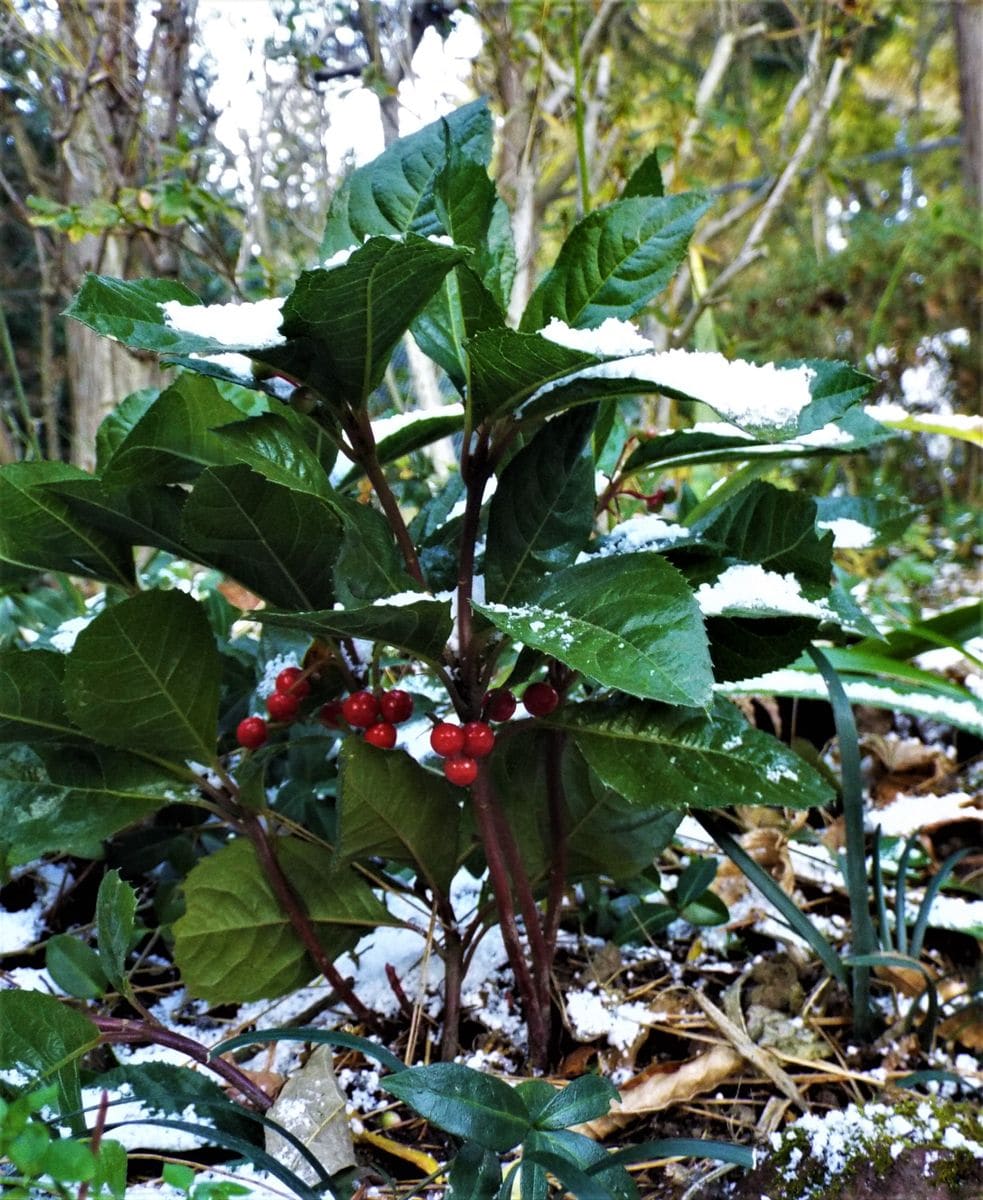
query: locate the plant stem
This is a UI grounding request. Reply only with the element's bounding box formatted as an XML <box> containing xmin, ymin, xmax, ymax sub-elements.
<box><xmin>93</xmin><ymin>1017</ymin><xmax>272</xmax><ymax>1111</ymax></box>
<box><xmin>471</xmin><ymin>766</ymin><xmax>549</xmax><ymax>1070</ymax></box>
<box><xmin>542</xmin><ymin>730</ymin><xmax>568</xmax><ymax>964</ymax></box>
<box><xmin>438</xmin><ymin>919</ymin><xmax>464</xmax><ymax>1063</ymax></box>
<box><xmin>0</xmin><ymin>293</ymin><xmax>42</xmax><ymax>459</ymax></box>
<box><xmin>241</xmin><ymin>815</ymin><xmax>376</xmax><ymax>1027</ymax></box>
<box><xmin>456</xmin><ymin>429</ymin><xmax>491</xmax><ymax>706</ymax></box>
<box><xmin>344</xmin><ymin>407</ymin><xmax>425</xmax><ymax>587</ymax></box>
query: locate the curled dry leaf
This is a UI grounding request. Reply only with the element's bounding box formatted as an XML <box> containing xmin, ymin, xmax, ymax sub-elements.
<box><xmin>573</xmin><ymin>1043</ymin><xmax>743</xmax><ymax>1139</ymax></box>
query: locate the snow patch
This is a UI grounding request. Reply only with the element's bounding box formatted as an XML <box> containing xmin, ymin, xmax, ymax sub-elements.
<box><xmin>160</xmin><ymin>296</ymin><xmax>286</xmax><ymax>348</ymax></box>
<box><xmin>694</xmin><ymin>564</ymin><xmax>833</xmax><ymax>620</ymax></box>
<box><xmin>539</xmin><ymin>316</ymin><xmax>651</xmax><ymax>357</ymax></box>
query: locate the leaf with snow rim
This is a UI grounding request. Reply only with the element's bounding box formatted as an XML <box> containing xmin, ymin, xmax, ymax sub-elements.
<box><xmin>475</xmin><ymin>553</ymin><xmax>713</xmax><ymax>708</ymax></box>
<box><xmin>544</xmin><ymin>697</ymin><xmax>833</xmax><ymax>811</ymax></box>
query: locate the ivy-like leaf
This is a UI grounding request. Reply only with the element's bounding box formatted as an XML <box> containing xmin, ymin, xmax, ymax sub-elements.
<box><xmin>173</xmin><ymin>837</ymin><xmax>394</xmax><ymax>1004</ymax></box>
<box><xmin>65</xmin><ymin>590</ymin><xmax>221</xmax><ymax>764</ymax></box>
<box><xmin>336</xmin><ymin>739</ymin><xmax>462</xmax><ymax>892</ymax></box>
<box><xmin>0</xmin><ymin>462</ymin><xmax>133</xmax><ymax>585</ymax></box>
<box><xmin>547</xmin><ymin>697</ymin><xmax>833</xmax><ymax>810</ymax></box>
<box><xmin>520</xmin><ymin>192</ymin><xmax>712</xmax><ymax>331</ymax></box>
<box><xmin>475</xmin><ymin>554</ymin><xmax>713</xmax><ymax>708</ymax></box>
<box><xmin>485</xmin><ymin>406</ymin><xmax>597</xmax><ymax>603</ymax></box>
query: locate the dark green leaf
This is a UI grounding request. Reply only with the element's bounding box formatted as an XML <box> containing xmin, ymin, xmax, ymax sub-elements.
<box><xmin>465</xmin><ymin>328</ymin><xmax>600</xmax><ymax>422</ymax></box>
<box><xmin>331</xmin><ymin>495</ymin><xmax>416</xmax><ymax>606</ymax></box>
<box><xmin>814</xmin><ymin>494</ymin><xmax>918</xmax><ymax>547</ymax></box>
<box><xmin>0</xmin><ymin>744</ymin><xmax>195</xmax><ymax>865</ymax></box>
<box><xmin>181</xmin><ymin>466</ymin><xmax>342</xmax><ymax>610</ymax></box>
<box><xmin>259</xmin><ymin>596</ymin><xmax>451</xmax><ymax>664</ymax></box>
<box><xmin>792</xmin><ymin>359</ymin><xmax>876</xmax><ymax>435</ymax></box>
<box><xmin>623</xmin><ymin>148</ymin><xmax>664</xmax><ymax>198</ymax></box>
<box><xmin>677</xmin><ymin>891</ymin><xmax>729</xmax><ymax>926</ymax></box>
<box><xmin>65</xmin><ymin>589</ymin><xmax>221</xmax><ymax>763</ymax></box>
<box><xmin>47</xmin><ymin>478</ymin><xmax>192</xmax><ymax>560</ymax></box>
<box><xmin>475</xmin><ymin>554</ymin><xmax>712</xmax><ymax>707</ymax></box>
<box><xmin>211</xmin><ymin>412</ymin><xmax>334</xmax><ymax>499</ymax></box>
<box><xmin>0</xmin><ymin>462</ymin><xmax>133</xmax><ymax>585</ymax></box>
<box><xmin>280</xmin><ymin>236</ymin><xmax>464</xmax><ymax>403</ymax></box>
<box><xmin>531</xmin><ymin>1075</ymin><xmax>618</xmax><ymax>1130</ymax></box>
<box><xmin>336</xmin><ymin>739</ymin><xmax>462</xmax><ymax>892</ymax></box>
<box><xmin>412</xmin><ymin>264</ymin><xmax>505</xmax><ymax>388</ymax></box>
<box><xmin>0</xmin><ymin>649</ymin><xmax>79</xmax><ymax>744</ymax></box>
<box><xmin>594</xmin><ymin>1138</ymin><xmax>754</xmax><ymax>1172</ymax></box>
<box><xmin>45</xmin><ymin>936</ymin><xmax>109</xmax><ymax>1000</ymax></box>
<box><xmin>691</xmin><ymin>481</ymin><xmax>831</xmax><ymax>589</ymax></box>
<box><xmin>383</xmin><ymin>1063</ymin><xmax>531</xmax><ymax>1152</ymax></box>
<box><xmin>210</xmin><ymin>1027</ymin><xmax>404</xmax><ymax>1075</ymax></box>
<box><xmin>100</xmin><ymin>373</ymin><xmax>248</xmax><ymax>488</ymax></box>
<box><xmin>613</xmin><ymin>902</ymin><xmax>676</xmax><ymax>944</ymax></box>
<box><xmin>94</xmin><ymin>1063</ymin><xmax>255</xmax><ymax>1139</ymax></box>
<box><xmin>0</xmin><ymin>991</ymin><xmax>99</xmax><ymax>1082</ymax></box>
<box><xmin>548</xmin><ymin>697</ymin><xmax>834</xmax><ymax>810</ymax></box>
<box><xmin>321</xmin><ymin>98</ymin><xmax>491</xmax><ymax>252</ymax></box>
<box><xmin>703</xmin><ymin>615</ymin><xmax>816</xmax><ymax>683</ymax></box>
<box><xmin>485</xmin><ymin>407</ymin><xmax>597</xmax><ymax>603</ymax></box>
<box><xmin>520</xmin><ymin>193</ymin><xmax>711</xmax><ymax>331</ymax></box>
<box><xmin>64</xmin><ymin>275</ymin><xmax>209</xmax><ymax>355</ymax></box>
<box><xmin>520</xmin><ymin>1148</ymin><xmax>614</xmax><ymax>1200</ymax></box>
<box><xmin>95</xmin><ymin>388</ymin><xmax>159</xmax><ymax>472</ymax></box>
<box><xmin>96</xmin><ymin>870</ymin><xmax>138</xmax><ymax>995</ymax></box>
<box><xmin>448</xmin><ymin>1141</ymin><xmax>501</xmax><ymax>1200</ymax></box>
<box><xmin>173</xmin><ymin>837</ymin><xmax>394</xmax><ymax>1004</ymax></box>
<box><xmin>674</xmin><ymin>857</ymin><xmax>718</xmax><ymax>907</ymax></box>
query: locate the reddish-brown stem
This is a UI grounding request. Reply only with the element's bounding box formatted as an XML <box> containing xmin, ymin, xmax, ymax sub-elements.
<box><xmin>242</xmin><ymin>815</ymin><xmax>376</xmax><ymax>1027</ymax></box>
<box><xmin>543</xmin><ymin>730</ymin><xmax>569</xmax><ymax>963</ymax></box>
<box><xmin>93</xmin><ymin>1017</ymin><xmax>272</xmax><ymax>1112</ymax></box>
<box><xmin>438</xmin><ymin>920</ymin><xmax>465</xmax><ymax>1063</ymax></box>
<box><xmin>345</xmin><ymin>408</ymin><xmax>426</xmax><ymax>587</ymax></box>
<box><xmin>456</xmin><ymin>430</ymin><xmax>492</xmax><ymax>708</ymax></box>
<box><xmin>471</xmin><ymin>766</ymin><xmax>548</xmax><ymax>1070</ymax></box>
<box><xmin>485</xmin><ymin>774</ymin><xmax>553</xmax><ymax>1015</ymax></box>
<box><xmin>384</xmin><ymin>963</ymin><xmax>415</xmax><ymax>1021</ymax></box>
<box><xmin>77</xmin><ymin>1089</ymin><xmax>109</xmax><ymax>1200</ymax></box>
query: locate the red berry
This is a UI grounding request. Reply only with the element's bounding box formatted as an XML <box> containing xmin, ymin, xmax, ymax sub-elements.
<box><xmin>443</xmin><ymin>755</ymin><xmax>478</xmax><ymax>787</ymax></box>
<box><xmin>342</xmin><ymin>690</ymin><xmax>379</xmax><ymax>728</ymax></box>
<box><xmin>483</xmin><ymin>689</ymin><xmax>517</xmax><ymax>722</ymax></box>
<box><xmin>379</xmin><ymin>689</ymin><xmax>414</xmax><ymax>724</ymax></box>
<box><xmin>522</xmin><ymin>682</ymin><xmax>560</xmax><ymax>717</ymax></box>
<box><xmin>364</xmin><ymin>721</ymin><xmax>397</xmax><ymax>750</ymax></box>
<box><xmin>430</xmin><ymin>721</ymin><xmax>466</xmax><ymax>757</ymax></box>
<box><xmin>275</xmin><ymin>667</ymin><xmax>311</xmax><ymax>698</ymax></box>
<box><xmin>236</xmin><ymin>716</ymin><xmax>268</xmax><ymax>749</ymax></box>
<box><xmin>267</xmin><ymin>691</ymin><xmax>300</xmax><ymax>722</ymax></box>
<box><xmin>318</xmin><ymin>699</ymin><xmax>344</xmax><ymax>728</ymax></box>
<box><xmin>462</xmin><ymin>720</ymin><xmax>495</xmax><ymax>758</ymax></box>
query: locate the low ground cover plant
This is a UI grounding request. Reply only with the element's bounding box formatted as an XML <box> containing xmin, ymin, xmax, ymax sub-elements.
<box><xmin>1</xmin><ymin>100</ymin><xmax>980</xmax><ymax>1197</ymax></box>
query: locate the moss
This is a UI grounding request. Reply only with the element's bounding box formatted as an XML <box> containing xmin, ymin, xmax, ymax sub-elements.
<box><xmin>760</xmin><ymin>1094</ymin><xmax>982</xmax><ymax>1200</ymax></box>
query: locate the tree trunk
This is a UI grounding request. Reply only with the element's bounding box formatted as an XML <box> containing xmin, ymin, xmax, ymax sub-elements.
<box><xmin>953</xmin><ymin>0</ymin><xmax>982</xmax><ymax>204</ymax></box>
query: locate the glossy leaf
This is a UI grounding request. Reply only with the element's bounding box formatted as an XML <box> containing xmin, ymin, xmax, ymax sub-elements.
<box><xmin>211</xmin><ymin>412</ymin><xmax>334</xmax><ymax>499</ymax></box>
<box><xmin>0</xmin><ymin>745</ymin><xmax>194</xmax><ymax>865</ymax></box>
<box><xmin>99</xmin><ymin>373</ymin><xmax>247</xmax><ymax>487</ymax></box>
<box><xmin>173</xmin><ymin>837</ymin><xmax>394</xmax><ymax>1004</ymax></box>
<box><xmin>448</xmin><ymin>1141</ymin><xmax>501</xmax><ymax>1200</ymax></box>
<box><xmin>181</xmin><ymin>465</ymin><xmax>342</xmax><ymax>610</ymax></box>
<box><xmin>531</xmin><ymin>1075</ymin><xmax>618</xmax><ymax>1130</ymax></box>
<box><xmin>814</xmin><ymin>494</ymin><xmax>918</xmax><ymax>547</ymax></box>
<box><xmin>0</xmin><ymin>990</ymin><xmax>99</xmax><ymax>1081</ymax></box>
<box><xmin>0</xmin><ymin>649</ymin><xmax>79</xmax><ymax>744</ymax></box>
<box><xmin>475</xmin><ymin>554</ymin><xmax>713</xmax><ymax>707</ymax></box>
<box><xmin>279</xmin><ymin>236</ymin><xmax>464</xmax><ymax>403</ymax></box>
<box><xmin>691</xmin><ymin>481</ymin><xmax>832</xmax><ymax>589</ymax></box>
<box><xmin>383</xmin><ymin>1063</ymin><xmax>531</xmax><ymax>1152</ymax></box>
<box><xmin>95</xmin><ymin>387</ymin><xmax>159</xmax><ymax>471</ymax></box>
<box><xmin>63</xmin><ymin>275</ymin><xmax>210</xmax><ymax>355</ymax></box>
<box><xmin>485</xmin><ymin>406</ymin><xmax>597</xmax><ymax>603</ymax></box>
<box><xmin>546</xmin><ymin>697</ymin><xmax>833</xmax><ymax>810</ymax></box>
<box><xmin>331</xmin><ymin>495</ymin><xmax>415</xmax><ymax>607</ymax></box>
<box><xmin>623</xmin><ymin>148</ymin><xmax>664</xmax><ymax>198</ymax></box>
<box><xmin>520</xmin><ymin>192</ymin><xmax>712</xmax><ymax>331</ymax></box>
<box><xmin>336</xmin><ymin>739</ymin><xmax>462</xmax><ymax>891</ymax></box>
<box><xmin>465</xmin><ymin>328</ymin><xmax>600</xmax><ymax>422</ymax></box>
<box><xmin>259</xmin><ymin>596</ymin><xmax>452</xmax><ymax>664</ymax></box>
<box><xmin>321</xmin><ymin>97</ymin><xmax>491</xmax><ymax>252</ymax></box>
<box><xmin>65</xmin><ymin>590</ymin><xmax>220</xmax><ymax>763</ymax></box>
<box><xmin>48</xmin><ymin>478</ymin><xmax>192</xmax><ymax>559</ymax></box>
<box><xmin>0</xmin><ymin>462</ymin><xmax>133</xmax><ymax>585</ymax></box>
<box><xmin>96</xmin><ymin>870</ymin><xmax>138</xmax><ymax>995</ymax></box>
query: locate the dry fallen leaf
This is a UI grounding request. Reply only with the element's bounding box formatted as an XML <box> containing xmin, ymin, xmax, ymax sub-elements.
<box><xmin>574</xmin><ymin>1043</ymin><xmax>742</xmax><ymax>1139</ymax></box>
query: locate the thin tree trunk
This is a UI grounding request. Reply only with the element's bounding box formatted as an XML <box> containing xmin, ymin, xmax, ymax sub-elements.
<box><xmin>953</xmin><ymin>0</ymin><xmax>982</xmax><ymax>204</ymax></box>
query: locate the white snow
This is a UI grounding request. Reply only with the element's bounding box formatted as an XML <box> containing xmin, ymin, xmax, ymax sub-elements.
<box><xmin>564</xmin><ymin>985</ymin><xmax>652</xmax><ymax>1051</ymax></box>
<box><xmin>869</xmin><ymin>790</ymin><xmax>979</xmax><ymax>837</ymax></box>
<box><xmin>323</xmin><ymin>245</ymin><xmax>359</xmax><ymax>269</ymax></box>
<box><xmin>526</xmin><ymin>349</ymin><xmax>817</xmax><ymax>433</ymax></box>
<box><xmin>591</xmin><ymin>514</ymin><xmax>690</xmax><ymax>558</ymax></box>
<box><xmin>539</xmin><ymin>316</ymin><xmax>651</xmax><ymax>357</ymax></box>
<box><xmin>369</xmin><ymin>403</ymin><xmax>465</xmax><ymax>445</ymax></box>
<box><xmin>0</xmin><ymin>905</ymin><xmax>43</xmax><ymax>955</ymax></box>
<box><xmin>159</xmin><ymin>296</ymin><xmax>286</xmax><ymax>348</ymax></box>
<box><xmin>49</xmin><ymin>614</ymin><xmax>94</xmax><ymax>653</ymax></box>
<box><xmin>719</xmin><ymin>669</ymin><xmax>983</xmax><ymax>736</ymax></box>
<box><xmin>694</xmin><ymin>564</ymin><xmax>834</xmax><ymax>620</ymax></box>
<box><xmin>817</xmin><ymin>517</ymin><xmax>875</xmax><ymax>549</ymax></box>
<box><xmin>188</xmin><ymin>350</ymin><xmax>255</xmax><ymax>379</ymax></box>
<box><xmin>370</xmin><ymin>590</ymin><xmax>429</xmax><ymax>608</ymax></box>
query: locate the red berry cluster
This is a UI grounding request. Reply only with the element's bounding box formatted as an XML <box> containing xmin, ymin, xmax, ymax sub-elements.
<box><xmin>429</xmin><ymin>719</ymin><xmax>495</xmax><ymax>787</ymax></box>
<box><xmin>329</xmin><ymin>688</ymin><xmax>415</xmax><ymax>750</ymax></box>
<box><xmin>235</xmin><ymin>666</ymin><xmax>313</xmax><ymax>749</ymax></box>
